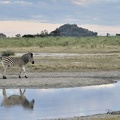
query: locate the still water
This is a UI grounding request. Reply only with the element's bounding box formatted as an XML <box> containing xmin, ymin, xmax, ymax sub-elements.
<box><xmin>0</xmin><ymin>82</ymin><xmax>120</xmax><ymax>120</ymax></box>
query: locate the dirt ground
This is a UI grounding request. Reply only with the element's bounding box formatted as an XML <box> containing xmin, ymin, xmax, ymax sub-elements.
<box><xmin>0</xmin><ymin>71</ymin><xmax>120</xmax><ymax>120</ymax></box>
<box><xmin>0</xmin><ymin>71</ymin><xmax>120</xmax><ymax>88</ymax></box>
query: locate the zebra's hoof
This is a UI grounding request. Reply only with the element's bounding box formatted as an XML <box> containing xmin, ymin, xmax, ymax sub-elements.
<box><xmin>19</xmin><ymin>75</ymin><xmax>21</xmax><ymax>78</ymax></box>
<box><xmin>3</xmin><ymin>76</ymin><xmax>7</xmax><ymax>79</ymax></box>
<box><xmin>25</xmin><ymin>76</ymin><xmax>28</xmax><ymax>78</ymax></box>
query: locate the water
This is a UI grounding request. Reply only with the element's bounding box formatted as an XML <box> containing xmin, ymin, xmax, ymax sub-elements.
<box><xmin>0</xmin><ymin>82</ymin><xmax>120</xmax><ymax>120</ymax></box>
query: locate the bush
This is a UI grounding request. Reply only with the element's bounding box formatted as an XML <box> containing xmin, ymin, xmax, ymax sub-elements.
<box><xmin>2</xmin><ymin>50</ymin><xmax>15</xmax><ymax>56</ymax></box>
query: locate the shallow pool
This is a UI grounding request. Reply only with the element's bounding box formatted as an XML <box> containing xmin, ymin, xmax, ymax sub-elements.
<box><xmin>0</xmin><ymin>81</ymin><xmax>120</xmax><ymax>120</ymax></box>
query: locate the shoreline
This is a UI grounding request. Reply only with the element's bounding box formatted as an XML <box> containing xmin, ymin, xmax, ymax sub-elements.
<box><xmin>0</xmin><ymin>71</ymin><xmax>119</xmax><ymax>89</ymax></box>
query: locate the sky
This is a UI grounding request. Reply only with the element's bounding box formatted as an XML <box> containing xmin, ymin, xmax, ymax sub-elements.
<box><xmin>0</xmin><ymin>0</ymin><xmax>120</xmax><ymax>37</ymax></box>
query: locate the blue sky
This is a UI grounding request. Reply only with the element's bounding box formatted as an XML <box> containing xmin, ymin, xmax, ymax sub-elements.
<box><xmin>0</xmin><ymin>0</ymin><xmax>120</xmax><ymax>36</ymax></box>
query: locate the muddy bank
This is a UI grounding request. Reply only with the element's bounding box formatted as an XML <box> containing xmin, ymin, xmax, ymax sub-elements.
<box><xmin>0</xmin><ymin>71</ymin><xmax>119</xmax><ymax>88</ymax></box>
<box><xmin>52</xmin><ymin>114</ymin><xmax>120</xmax><ymax>120</ymax></box>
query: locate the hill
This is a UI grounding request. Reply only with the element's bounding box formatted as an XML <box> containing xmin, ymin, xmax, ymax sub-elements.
<box><xmin>49</xmin><ymin>24</ymin><xmax>97</xmax><ymax>37</ymax></box>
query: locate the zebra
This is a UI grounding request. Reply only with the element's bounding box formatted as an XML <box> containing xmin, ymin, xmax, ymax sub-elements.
<box><xmin>0</xmin><ymin>52</ymin><xmax>35</xmax><ymax>79</ymax></box>
<box><xmin>1</xmin><ymin>89</ymin><xmax>35</xmax><ymax>109</ymax></box>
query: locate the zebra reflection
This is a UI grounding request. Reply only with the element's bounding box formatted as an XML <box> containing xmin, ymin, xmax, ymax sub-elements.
<box><xmin>1</xmin><ymin>89</ymin><xmax>35</xmax><ymax>109</ymax></box>
<box><xmin>0</xmin><ymin>52</ymin><xmax>35</xmax><ymax>79</ymax></box>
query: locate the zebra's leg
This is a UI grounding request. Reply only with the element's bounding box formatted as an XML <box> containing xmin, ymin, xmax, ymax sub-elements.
<box><xmin>23</xmin><ymin>89</ymin><xmax>26</xmax><ymax>94</ymax></box>
<box><xmin>22</xmin><ymin>66</ymin><xmax>28</xmax><ymax>78</ymax></box>
<box><xmin>1</xmin><ymin>89</ymin><xmax>7</xmax><ymax>106</ymax></box>
<box><xmin>19</xmin><ymin>89</ymin><xmax>26</xmax><ymax>96</ymax></box>
<box><xmin>3</xmin><ymin>89</ymin><xmax>7</xmax><ymax>98</ymax></box>
<box><xmin>19</xmin><ymin>89</ymin><xmax>23</xmax><ymax>96</ymax></box>
<box><xmin>19</xmin><ymin>66</ymin><xmax>27</xmax><ymax>78</ymax></box>
<box><xmin>19</xmin><ymin>67</ymin><xmax>22</xmax><ymax>78</ymax></box>
<box><xmin>2</xmin><ymin>66</ymin><xmax>7</xmax><ymax>79</ymax></box>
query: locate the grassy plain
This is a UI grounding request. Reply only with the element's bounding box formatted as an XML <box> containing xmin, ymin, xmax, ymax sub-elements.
<box><xmin>0</xmin><ymin>36</ymin><xmax>120</xmax><ymax>71</ymax></box>
<box><xmin>0</xmin><ymin>36</ymin><xmax>120</xmax><ymax>53</ymax></box>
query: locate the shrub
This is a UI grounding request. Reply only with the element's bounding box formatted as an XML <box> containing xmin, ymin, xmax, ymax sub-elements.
<box><xmin>1</xmin><ymin>50</ymin><xmax>15</xmax><ymax>56</ymax></box>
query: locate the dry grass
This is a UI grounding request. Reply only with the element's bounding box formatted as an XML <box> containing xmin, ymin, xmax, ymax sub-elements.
<box><xmin>91</xmin><ymin>116</ymin><xmax>120</xmax><ymax>120</ymax></box>
<box><xmin>0</xmin><ymin>53</ymin><xmax>120</xmax><ymax>72</ymax></box>
<box><xmin>0</xmin><ymin>46</ymin><xmax>120</xmax><ymax>54</ymax></box>
<box><xmin>25</xmin><ymin>54</ymin><xmax>120</xmax><ymax>72</ymax></box>
<box><xmin>0</xmin><ymin>53</ymin><xmax>120</xmax><ymax>71</ymax></box>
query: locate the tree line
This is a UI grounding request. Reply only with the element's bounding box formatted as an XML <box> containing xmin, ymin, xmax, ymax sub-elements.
<box><xmin>0</xmin><ymin>24</ymin><xmax>120</xmax><ymax>38</ymax></box>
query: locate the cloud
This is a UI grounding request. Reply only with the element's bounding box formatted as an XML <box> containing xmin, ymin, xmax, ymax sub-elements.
<box><xmin>0</xmin><ymin>0</ymin><xmax>32</xmax><ymax>5</ymax></box>
<box><xmin>14</xmin><ymin>1</ymin><xmax>32</xmax><ymax>5</ymax></box>
<box><xmin>63</xmin><ymin>15</ymin><xmax>79</xmax><ymax>22</ymax></box>
<box><xmin>0</xmin><ymin>0</ymin><xmax>10</xmax><ymax>4</ymax></box>
<box><xmin>0</xmin><ymin>1</ymin><xmax>119</xmax><ymax>31</ymax></box>
<box><xmin>70</xmin><ymin>0</ymin><xmax>120</xmax><ymax>6</ymax></box>
<box><xmin>69</xmin><ymin>0</ymin><xmax>96</xmax><ymax>6</ymax></box>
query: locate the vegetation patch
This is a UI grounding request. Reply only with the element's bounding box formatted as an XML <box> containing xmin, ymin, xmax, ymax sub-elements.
<box><xmin>1</xmin><ymin>50</ymin><xmax>15</xmax><ymax>56</ymax></box>
<box><xmin>0</xmin><ymin>36</ymin><xmax>120</xmax><ymax>53</ymax></box>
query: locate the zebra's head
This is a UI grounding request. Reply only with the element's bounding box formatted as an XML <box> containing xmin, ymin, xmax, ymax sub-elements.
<box><xmin>22</xmin><ymin>52</ymin><xmax>35</xmax><ymax>64</ymax></box>
<box><xmin>23</xmin><ymin>99</ymin><xmax>35</xmax><ymax>109</ymax></box>
<box><xmin>29</xmin><ymin>52</ymin><xmax>35</xmax><ymax>64</ymax></box>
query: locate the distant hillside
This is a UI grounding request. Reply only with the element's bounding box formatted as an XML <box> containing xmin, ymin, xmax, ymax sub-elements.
<box><xmin>50</xmin><ymin>24</ymin><xmax>97</xmax><ymax>37</ymax></box>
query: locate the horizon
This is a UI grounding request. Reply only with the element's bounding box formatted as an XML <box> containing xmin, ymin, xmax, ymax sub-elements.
<box><xmin>0</xmin><ymin>21</ymin><xmax>120</xmax><ymax>37</ymax></box>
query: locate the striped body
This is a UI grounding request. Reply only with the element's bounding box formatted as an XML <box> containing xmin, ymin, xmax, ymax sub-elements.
<box><xmin>0</xmin><ymin>52</ymin><xmax>34</xmax><ymax>79</ymax></box>
<box><xmin>1</xmin><ymin>57</ymin><xmax>23</xmax><ymax>68</ymax></box>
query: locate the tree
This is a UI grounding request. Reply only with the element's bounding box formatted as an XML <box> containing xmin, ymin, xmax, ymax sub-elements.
<box><xmin>106</xmin><ymin>33</ymin><xmax>110</xmax><ymax>37</ymax></box>
<box><xmin>40</xmin><ymin>30</ymin><xmax>48</xmax><ymax>37</ymax></box>
<box><xmin>0</xmin><ymin>33</ymin><xmax>6</xmax><ymax>38</ymax></box>
<box><xmin>16</xmin><ymin>34</ymin><xmax>21</xmax><ymax>37</ymax></box>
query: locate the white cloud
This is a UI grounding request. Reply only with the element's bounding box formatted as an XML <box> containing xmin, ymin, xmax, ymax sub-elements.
<box><xmin>70</xmin><ymin>0</ymin><xmax>96</xmax><ymax>6</ymax></box>
<box><xmin>0</xmin><ymin>0</ymin><xmax>32</xmax><ymax>5</ymax></box>
<box><xmin>64</xmin><ymin>18</ymin><xmax>79</xmax><ymax>22</ymax></box>
<box><xmin>70</xmin><ymin>0</ymin><xmax>120</xmax><ymax>6</ymax></box>
<box><xmin>105</xmin><ymin>0</ymin><xmax>120</xmax><ymax>2</ymax></box>
<box><xmin>14</xmin><ymin>1</ymin><xmax>32</xmax><ymax>5</ymax></box>
<box><xmin>0</xmin><ymin>0</ymin><xmax>10</xmax><ymax>4</ymax></box>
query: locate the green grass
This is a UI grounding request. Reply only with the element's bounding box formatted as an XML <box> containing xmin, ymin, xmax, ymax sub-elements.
<box><xmin>0</xmin><ymin>36</ymin><xmax>120</xmax><ymax>53</ymax></box>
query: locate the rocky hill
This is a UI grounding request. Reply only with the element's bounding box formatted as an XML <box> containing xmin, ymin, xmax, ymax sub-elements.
<box><xmin>50</xmin><ymin>24</ymin><xmax>97</xmax><ymax>37</ymax></box>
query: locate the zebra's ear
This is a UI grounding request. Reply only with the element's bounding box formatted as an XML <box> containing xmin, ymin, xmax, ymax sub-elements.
<box><xmin>28</xmin><ymin>52</ymin><xmax>33</xmax><ymax>57</ymax></box>
<box><xmin>30</xmin><ymin>53</ymin><xmax>33</xmax><ymax>57</ymax></box>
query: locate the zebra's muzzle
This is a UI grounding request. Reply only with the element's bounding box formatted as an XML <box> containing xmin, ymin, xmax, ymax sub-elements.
<box><xmin>32</xmin><ymin>61</ymin><xmax>35</xmax><ymax>64</ymax></box>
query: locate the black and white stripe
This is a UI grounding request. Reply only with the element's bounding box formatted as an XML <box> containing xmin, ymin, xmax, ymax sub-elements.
<box><xmin>1</xmin><ymin>52</ymin><xmax>35</xmax><ymax>79</ymax></box>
